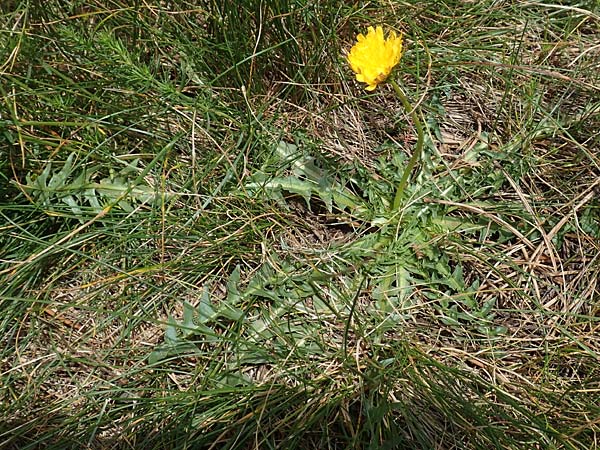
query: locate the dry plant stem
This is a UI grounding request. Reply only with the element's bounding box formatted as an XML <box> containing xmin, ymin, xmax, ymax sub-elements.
<box><xmin>390</xmin><ymin>79</ymin><xmax>424</xmax><ymax>211</ymax></box>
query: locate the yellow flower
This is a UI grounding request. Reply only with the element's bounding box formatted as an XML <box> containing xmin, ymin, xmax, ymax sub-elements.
<box><xmin>347</xmin><ymin>26</ymin><xmax>403</xmax><ymax>91</ymax></box>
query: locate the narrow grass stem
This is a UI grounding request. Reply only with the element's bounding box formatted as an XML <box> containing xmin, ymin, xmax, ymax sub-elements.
<box><xmin>390</xmin><ymin>79</ymin><xmax>424</xmax><ymax>211</ymax></box>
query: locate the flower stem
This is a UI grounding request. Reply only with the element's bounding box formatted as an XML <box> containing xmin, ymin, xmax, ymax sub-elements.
<box><xmin>390</xmin><ymin>79</ymin><xmax>424</xmax><ymax>211</ymax></box>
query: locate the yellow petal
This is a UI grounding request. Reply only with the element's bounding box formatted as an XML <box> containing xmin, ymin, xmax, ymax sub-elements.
<box><xmin>347</xmin><ymin>26</ymin><xmax>404</xmax><ymax>90</ymax></box>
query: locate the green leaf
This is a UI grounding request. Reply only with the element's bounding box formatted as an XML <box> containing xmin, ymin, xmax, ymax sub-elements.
<box><xmin>226</xmin><ymin>265</ymin><xmax>242</xmax><ymax>304</ymax></box>
<box><xmin>181</xmin><ymin>301</ymin><xmax>197</xmax><ymax>336</ymax></box>
<box><xmin>219</xmin><ymin>303</ymin><xmax>244</xmax><ymax>321</ymax></box>
<box><xmin>47</xmin><ymin>153</ymin><xmax>74</xmax><ymax>191</ymax></box>
<box><xmin>197</xmin><ymin>288</ymin><xmax>217</xmax><ymax>323</ymax></box>
<box><xmin>165</xmin><ymin>318</ymin><xmax>179</xmax><ymax>345</ymax></box>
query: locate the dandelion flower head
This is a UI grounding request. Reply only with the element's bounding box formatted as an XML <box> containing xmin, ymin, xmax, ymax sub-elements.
<box><xmin>347</xmin><ymin>26</ymin><xmax>403</xmax><ymax>91</ymax></box>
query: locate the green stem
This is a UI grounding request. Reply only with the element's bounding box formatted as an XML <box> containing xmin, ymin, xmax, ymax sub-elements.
<box><xmin>390</xmin><ymin>79</ymin><xmax>424</xmax><ymax>211</ymax></box>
